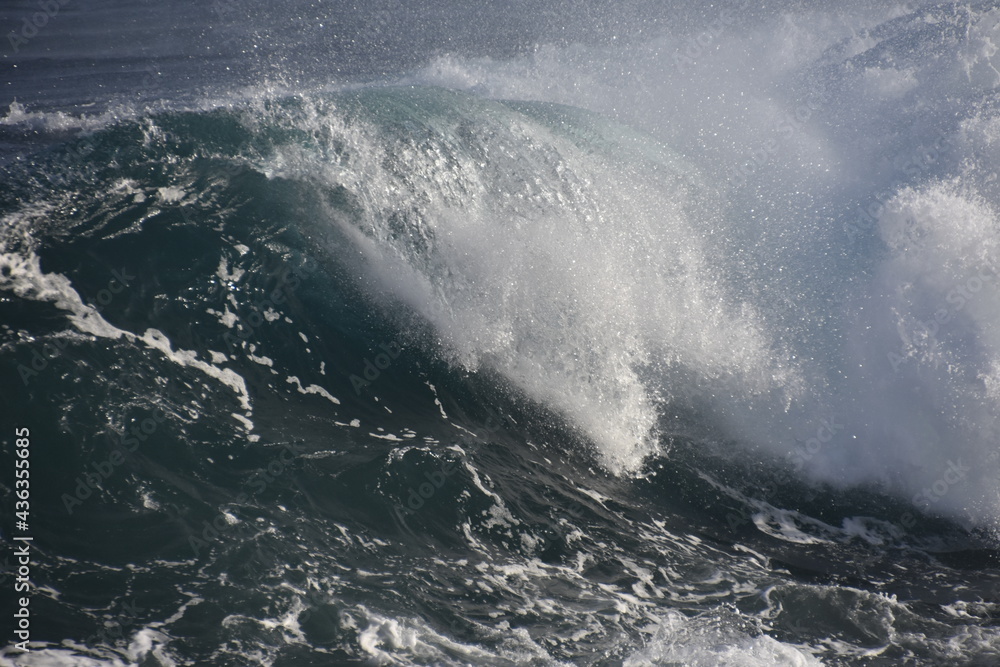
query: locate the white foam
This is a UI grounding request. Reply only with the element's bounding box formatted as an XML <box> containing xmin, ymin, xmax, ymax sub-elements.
<box><xmin>752</xmin><ymin>510</ymin><xmax>837</xmax><ymax>546</ymax></box>
<box><xmin>0</xmin><ymin>649</ymin><xmax>130</xmax><ymax>666</ymax></box>
<box><xmin>0</xmin><ymin>250</ymin><xmax>127</xmax><ymax>340</ymax></box>
<box><xmin>370</xmin><ymin>3</ymin><xmax>1000</xmax><ymax>528</ymax></box>
<box><xmin>368</xmin><ymin>432</ymin><xmax>403</xmax><ymax>441</ymax></box>
<box><xmin>624</xmin><ymin>610</ymin><xmax>822</xmax><ymax>667</ymax></box>
<box><xmin>0</xmin><ymin>245</ymin><xmax>253</xmax><ymax>423</ymax></box>
<box><xmin>125</xmin><ymin>630</ymin><xmax>173</xmax><ymax>666</ymax></box>
<box><xmin>285</xmin><ymin>375</ymin><xmax>341</xmax><ymax>405</ymax></box>
<box><xmin>139</xmin><ymin>328</ymin><xmax>252</xmax><ymax>412</ymax></box>
<box><xmin>354</xmin><ymin>607</ymin><xmax>498</xmax><ymax>665</ymax></box>
<box><xmin>215</xmin><ymin>257</ymin><xmax>244</xmax><ymax>283</ymax></box>
<box><xmin>156</xmin><ymin>186</ymin><xmax>185</xmax><ymax>204</ymax></box>
<box><xmin>208</xmin><ymin>350</ymin><xmax>229</xmax><ymax>363</ymax></box>
<box><xmin>425</xmin><ymin>383</ymin><xmax>449</xmax><ymax>420</ymax></box>
<box><xmin>247</xmin><ymin>353</ymin><xmax>273</xmax><ymax>367</ymax></box>
<box><xmin>807</xmin><ymin>181</ymin><xmax>1000</xmax><ymax>525</ymax></box>
<box><xmin>231</xmin><ymin>413</ymin><xmax>254</xmax><ymax>432</ymax></box>
<box><xmin>0</xmin><ymin>101</ymin><xmax>120</xmax><ymax>134</ymax></box>
<box><xmin>0</xmin><ymin>627</ymin><xmax>174</xmax><ymax>667</ymax></box>
<box><xmin>267</xmin><ymin>89</ymin><xmax>796</xmax><ymax>476</ymax></box>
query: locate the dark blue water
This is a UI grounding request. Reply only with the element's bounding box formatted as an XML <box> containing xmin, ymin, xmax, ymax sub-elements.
<box><xmin>2</xmin><ymin>1</ymin><xmax>1000</xmax><ymax>665</ymax></box>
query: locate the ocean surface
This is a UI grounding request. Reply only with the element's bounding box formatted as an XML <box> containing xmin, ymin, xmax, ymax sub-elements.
<box><xmin>2</xmin><ymin>1</ymin><xmax>1000</xmax><ymax>664</ymax></box>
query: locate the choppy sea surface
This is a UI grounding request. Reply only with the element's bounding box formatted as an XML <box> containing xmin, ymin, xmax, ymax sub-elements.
<box><xmin>2</xmin><ymin>1</ymin><xmax>1000</xmax><ymax>665</ymax></box>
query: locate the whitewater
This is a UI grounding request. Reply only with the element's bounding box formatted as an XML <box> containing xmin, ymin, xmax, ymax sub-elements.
<box><xmin>1</xmin><ymin>1</ymin><xmax>1000</xmax><ymax>665</ymax></box>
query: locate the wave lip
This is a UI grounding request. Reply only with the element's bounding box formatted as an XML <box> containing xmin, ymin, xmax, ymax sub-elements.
<box><xmin>250</xmin><ymin>87</ymin><xmax>804</xmax><ymax>473</ymax></box>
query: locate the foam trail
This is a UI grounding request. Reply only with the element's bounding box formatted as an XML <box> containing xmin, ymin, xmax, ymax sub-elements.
<box><xmin>0</xmin><ymin>225</ymin><xmax>254</xmax><ymax>426</ymax></box>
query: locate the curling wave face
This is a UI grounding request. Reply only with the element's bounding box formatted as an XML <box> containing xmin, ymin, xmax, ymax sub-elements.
<box><xmin>3</xmin><ymin>1</ymin><xmax>1000</xmax><ymax>665</ymax></box>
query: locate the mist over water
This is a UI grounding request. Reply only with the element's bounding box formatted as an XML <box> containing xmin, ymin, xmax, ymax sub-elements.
<box><xmin>3</xmin><ymin>1</ymin><xmax>1000</xmax><ymax>665</ymax></box>
<box><xmin>326</xmin><ymin>2</ymin><xmax>1000</xmax><ymax>527</ymax></box>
